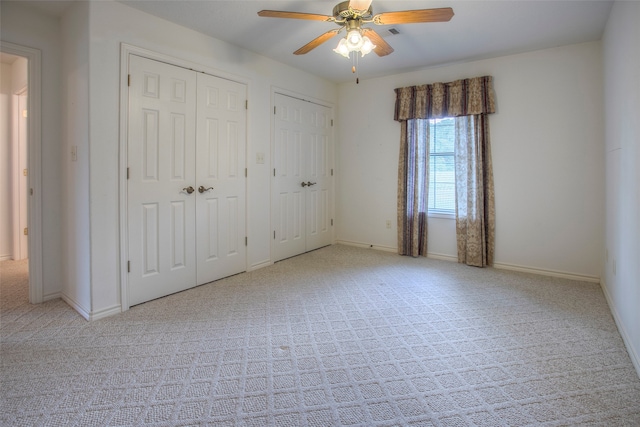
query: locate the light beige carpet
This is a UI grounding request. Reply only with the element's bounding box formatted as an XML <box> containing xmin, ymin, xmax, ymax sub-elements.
<box><xmin>1</xmin><ymin>245</ymin><xmax>639</xmax><ymax>426</ymax></box>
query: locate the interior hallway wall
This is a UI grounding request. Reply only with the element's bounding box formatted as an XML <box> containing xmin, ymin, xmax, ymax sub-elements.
<box><xmin>0</xmin><ymin>3</ymin><xmax>63</xmax><ymax>298</ymax></box>
<box><xmin>602</xmin><ymin>0</ymin><xmax>640</xmax><ymax>376</ymax></box>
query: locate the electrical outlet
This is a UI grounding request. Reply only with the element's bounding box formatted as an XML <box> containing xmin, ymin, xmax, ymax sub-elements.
<box><xmin>386</xmin><ymin>220</ymin><xmax>391</xmax><ymax>229</ymax></box>
<box><xmin>256</xmin><ymin>152</ymin><xmax>265</xmax><ymax>164</ymax></box>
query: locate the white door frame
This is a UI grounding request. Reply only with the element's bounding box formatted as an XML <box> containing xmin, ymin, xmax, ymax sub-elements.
<box><xmin>119</xmin><ymin>43</ymin><xmax>250</xmax><ymax>310</ymax></box>
<box><xmin>1</xmin><ymin>42</ymin><xmax>43</xmax><ymax>304</ymax></box>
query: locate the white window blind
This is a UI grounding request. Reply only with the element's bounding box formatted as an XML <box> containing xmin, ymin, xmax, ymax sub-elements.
<box><xmin>427</xmin><ymin>118</ymin><xmax>455</xmax><ymax>213</ymax></box>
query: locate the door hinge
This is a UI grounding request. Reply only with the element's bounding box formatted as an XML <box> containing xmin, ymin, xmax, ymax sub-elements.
<box><xmin>30</xmin><ymin>188</ymin><xmax>33</xmax><ymax>196</ymax></box>
<box><xmin>274</xmin><ymin>106</ymin><xmax>277</xmax><ymax>115</ymax></box>
<box><xmin>331</xmin><ymin>168</ymin><xmax>334</xmax><ymax>176</ymax></box>
<box><xmin>331</xmin><ymin>119</ymin><xmax>334</xmax><ymax>127</ymax></box>
<box><xmin>24</xmin><ymin>227</ymin><xmax>28</xmax><ymax>236</ymax></box>
<box><xmin>273</xmin><ymin>168</ymin><xmax>276</xmax><ymax>177</ymax></box>
<box><xmin>273</xmin><ymin>230</ymin><xmax>276</xmax><ymax>239</ymax></box>
<box><xmin>245</xmin><ymin>237</ymin><xmax>248</xmax><ymax>246</ymax></box>
<box><xmin>245</xmin><ymin>100</ymin><xmax>248</xmax><ymax>110</ymax></box>
<box><xmin>331</xmin><ymin>219</ymin><xmax>333</xmax><ymax>226</ymax></box>
<box><xmin>127</xmin><ymin>167</ymin><xmax>130</xmax><ymax>179</ymax></box>
<box><xmin>128</xmin><ymin>74</ymin><xmax>131</xmax><ymax>87</ymax></box>
<box><xmin>245</xmin><ymin>168</ymin><xmax>247</xmax><ymax>178</ymax></box>
<box><xmin>127</xmin><ymin>261</ymin><xmax>131</xmax><ymax>273</ymax></box>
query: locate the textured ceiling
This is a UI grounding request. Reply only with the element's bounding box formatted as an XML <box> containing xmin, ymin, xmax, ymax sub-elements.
<box><xmin>9</xmin><ymin>0</ymin><xmax>614</xmax><ymax>83</ymax></box>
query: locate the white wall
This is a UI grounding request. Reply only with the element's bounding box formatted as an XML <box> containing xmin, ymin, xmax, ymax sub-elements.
<box><xmin>602</xmin><ymin>1</ymin><xmax>640</xmax><ymax>375</ymax></box>
<box><xmin>84</xmin><ymin>1</ymin><xmax>338</xmax><ymax>316</ymax></box>
<box><xmin>61</xmin><ymin>1</ymin><xmax>91</xmax><ymax>314</ymax></box>
<box><xmin>0</xmin><ymin>63</ymin><xmax>13</xmax><ymax>259</ymax></box>
<box><xmin>336</xmin><ymin>41</ymin><xmax>604</xmax><ymax>281</ymax></box>
<box><xmin>0</xmin><ymin>3</ymin><xmax>63</xmax><ymax>298</ymax></box>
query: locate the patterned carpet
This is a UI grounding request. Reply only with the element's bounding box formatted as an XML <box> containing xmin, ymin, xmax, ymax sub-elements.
<box><xmin>1</xmin><ymin>245</ymin><xmax>639</xmax><ymax>426</ymax></box>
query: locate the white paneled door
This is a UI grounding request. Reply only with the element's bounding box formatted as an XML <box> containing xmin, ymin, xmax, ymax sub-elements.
<box><xmin>127</xmin><ymin>55</ymin><xmax>246</xmax><ymax>306</ymax></box>
<box><xmin>273</xmin><ymin>93</ymin><xmax>332</xmax><ymax>262</ymax></box>
<box><xmin>195</xmin><ymin>73</ymin><xmax>246</xmax><ymax>284</ymax></box>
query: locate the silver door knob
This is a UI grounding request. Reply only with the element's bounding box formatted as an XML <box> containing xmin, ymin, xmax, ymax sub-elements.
<box><xmin>182</xmin><ymin>186</ymin><xmax>195</xmax><ymax>194</ymax></box>
<box><xmin>198</xmin><ymin>186</ymin><xmax>214</xmax><ymax>193</ymax></box>
<box><xmin>306</xmin><ymin>181</ymin><xmax>317</xmax><ymax>187</ymax></box>
<box><xmin>301</xmin><ymin>182</ymin><xmax>308</xmax><ymax>187</ymax></box>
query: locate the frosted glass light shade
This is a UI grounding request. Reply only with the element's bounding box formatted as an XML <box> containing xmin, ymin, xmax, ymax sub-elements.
<box><xmin>333</xmin><ymin>30</ymin><xmax>377</xmax><ymax>59</ymax></box>
<box><xmin>360</xmin><ymin>36</ymin><xmax>375</xmax><ymax>56</ymax></box>
<box><xmin>333</xmin><ymin>38</ymin><xmax>350</xmax><ymax>58</ymax></box>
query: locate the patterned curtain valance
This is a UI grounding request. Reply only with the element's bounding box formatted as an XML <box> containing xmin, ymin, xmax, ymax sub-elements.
<box><xmin>394</xmin><ymin>76</ymin><xmax>495</xmax><ymax>121</ymax></box>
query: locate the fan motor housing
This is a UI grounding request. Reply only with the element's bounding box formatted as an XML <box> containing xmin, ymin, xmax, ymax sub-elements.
<box><xmin>333</xmin><ymin>1</ymin><xmax>373</xmax><ymax>19</ymax></box>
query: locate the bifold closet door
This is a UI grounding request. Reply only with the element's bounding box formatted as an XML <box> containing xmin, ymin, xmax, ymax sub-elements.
<box><xmin>273</xmin><ymin>93</ymin><xmax>332</xmax><ymax>262</ymax></box>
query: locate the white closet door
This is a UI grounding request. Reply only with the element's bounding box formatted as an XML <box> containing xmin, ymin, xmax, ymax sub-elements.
<box><xmin>127</xmin><ymin>55</ymin><xmax>197</xmax><ymax>306</ymax></box>
<box><xmin>195</xmin><ymin>73</ymin><xmax>247</xmax><ymax>285</ymax></box>
<box><xmin>273</xmin><ymin>94</ymin><xmax>307</xmax><ymax>261</ymax></box>
<box><xmin>273</xmin><ymin>93</ymin><xmax>332</xmax><ymax>262</ymax></box>
<box><xmin>305</xmin><ymin>104</ymin><xmax>332</xmax><ymax>252</ymax></box>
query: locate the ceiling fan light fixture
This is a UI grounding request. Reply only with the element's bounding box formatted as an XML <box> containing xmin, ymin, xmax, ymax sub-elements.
<box><xmin>346</xmin><ymin>29</ymin><xmax>364</xmax><ymax>49</ymax></box>
<box><xmin>360</xmin><ymin>36</ymin><xmax>375</xmax><ymax>56</ymax></box>
<box><xmin>334</xmin><ymin>28</ymin><xmax>376</xmax><ymax>58</ymax></box>
<box><xmin>333</xmin><ymin>38</ymin><xmax>351</xmax><ymax>58</ymax></box>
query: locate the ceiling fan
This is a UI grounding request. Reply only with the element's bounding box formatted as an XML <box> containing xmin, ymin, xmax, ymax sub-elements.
<box><xmin>257</xmin><ymin>0</ymin><xmax>454</xmax><ymax>58</ymax></box>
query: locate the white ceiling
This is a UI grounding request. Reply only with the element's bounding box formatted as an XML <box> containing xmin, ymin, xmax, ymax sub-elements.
<box><xmin>10</xmin><ymin>0</ymin><xmax>614</xmax><ymax>83</ymax></box>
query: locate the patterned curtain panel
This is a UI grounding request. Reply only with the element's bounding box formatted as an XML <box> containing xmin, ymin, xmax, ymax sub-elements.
<box><xmin>394</xmin><ymin>76</ymin><xmax>495</xmax><ymax>265</ymax></box>
<box><xmin>397</xmin><ymin>120</ymin><xmax>429</xmax><ymax>257</ymax></box>
<box><xmin>454</xmin><ymin>115</ymin><xmax>495</xmax><ymax>267</ymax></box>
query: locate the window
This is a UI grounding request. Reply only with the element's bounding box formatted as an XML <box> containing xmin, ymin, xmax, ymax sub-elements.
<box><xmin>427</xmin><ymin>117</ymin><xmax>455</xmax><ymax>214</ymax></box>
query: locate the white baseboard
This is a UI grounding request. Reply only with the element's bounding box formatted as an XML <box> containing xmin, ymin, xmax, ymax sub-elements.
<box><xmin>0</xmin><ymin>254</ymin><xmax>13</xmax><ymax>261</ymax></box>
<box><xmin>600</xmin><ymin>278</ymin><xmax>640</xmax><ymax>378</ymax></box>
<box><xmin>43</xmin><ymin>292</ymin><xmax>61</xmax><ymax>302</ymax></box>
<box><xmin>493</xmin><ymin>261</ymin><xmax>600</xmax><ymax>283</ymax></box>
<box><xmin>61</xmin><ymin>293</ymin><xmax>91</xmax><ymax>321</ymax></box>
<box><xmin>249</xmin><ymin>260</ymin><xmax>273</xmax><ymax>271</ymax></box>
<box><xmin>89</xmin><ymin>304</ymin><xmax>122</xmax><ymax>321</ymax></box>
<box><xmin>61</xmin><ymin>293</ymin><xmax>121</xmax><ymax>321</ymax></box>
<box><xmin>335</xmin><ymin>240</ymin><xmax>461</xmax><ymax>263</ymax></box>
<box><xmin>427</xmin><ymin>252</ymin><xmax>458</xmax><ymax>262</ymax></box>
<box><xmin>336</xmin><ymin>240</ymin><xmax>397</xmax><ymax>253</ymax></box>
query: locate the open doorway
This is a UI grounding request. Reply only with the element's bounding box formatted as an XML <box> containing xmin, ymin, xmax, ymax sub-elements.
<box><xmin>1</xmin><ymin>53</ymin><xmax>29</xmax><ymax>295</ymax></box>
<box><xmin>0</xmin><ymin>42</ymin><xmax>43</xmax><ymax>304</ymax></box>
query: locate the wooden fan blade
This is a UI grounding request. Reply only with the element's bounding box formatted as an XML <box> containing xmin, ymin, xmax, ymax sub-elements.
<box><xmin>362</xmin><ymin>29</ymin><xmax>394</xmax><ymax>57</ymax></box>
<box><xmin>349</xmin><ymin>0</ymin><xmax>372</xmax><ymax>12</ymax></box>
<box><xmin>294</xmin><ymin>29</ymin><xmax>341</xmax><ymax>55</ymax></box>
<box><xmin>257</xmin><ymin>10</ymin><xmax>334</xmax><ymax>22</ymax></box>
<box><xmin>373</xmin><ymin>8</ymin><xmax>454</xmax><ymax>25</ymax></box>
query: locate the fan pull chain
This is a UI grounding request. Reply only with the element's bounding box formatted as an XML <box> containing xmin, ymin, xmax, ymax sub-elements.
<box><xmin>352</xmin><ymin>53</ymin><xmax>360</xmax><ymax>84</ymax></box>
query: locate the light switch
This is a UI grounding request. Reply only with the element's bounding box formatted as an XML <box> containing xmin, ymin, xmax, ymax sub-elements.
<box><xmin>256</xmin><ymin>152</ymin><xmax>265</xmax><ymax>164</ymax></box>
